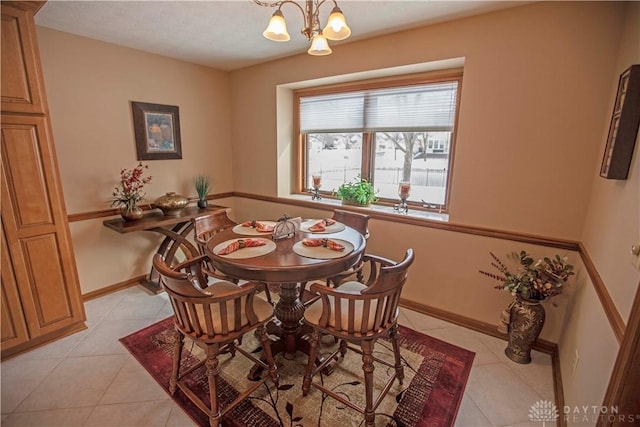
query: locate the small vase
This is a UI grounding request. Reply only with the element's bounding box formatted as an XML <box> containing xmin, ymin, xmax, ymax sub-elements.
<box><xmin>197</xmin><ymin>199</ymin><xmax>208</xmax><ymax>209</ymax></box>
<box><xmin>121</xmin><ymin>206</ymin><xmax>143</xmax><ymax>221</ymax></box>
<box><xmin>505</xmin><ymin>296</ymin><xmax>545</xmax><ymax>364</ymax></box>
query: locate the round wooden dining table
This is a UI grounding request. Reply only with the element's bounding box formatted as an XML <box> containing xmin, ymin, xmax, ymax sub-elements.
<box><xmin>205</xmin><ymin>221</ymin><xmax>366</xmax><ymax>373</ymax></box>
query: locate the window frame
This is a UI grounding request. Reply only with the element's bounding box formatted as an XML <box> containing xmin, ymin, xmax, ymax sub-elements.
<box><xmin>294</xmin><ymin>69</ymin><xmax>463</xmax><ymax>213</ymax></box>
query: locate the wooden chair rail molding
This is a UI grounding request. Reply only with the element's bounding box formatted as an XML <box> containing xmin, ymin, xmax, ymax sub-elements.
<box><xmin>232</xmin><ymin>192</ymin><xmax>580</xmax><ymax>250</ymax></box>
<box><xmin>69</xmin><ymin>191</ymin><xmax>624</xmax><ymax>343</ymax></box>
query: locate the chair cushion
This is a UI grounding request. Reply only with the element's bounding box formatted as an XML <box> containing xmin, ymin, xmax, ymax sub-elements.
<box><xmin>186</xmin><ymin>281</ymin><xmax>273</xmax><ymax>335</ymax></box>
<box><xmin>304</xmin><ymin>281</ymin><xmax>380</xmax><ymax>332</ymax></box>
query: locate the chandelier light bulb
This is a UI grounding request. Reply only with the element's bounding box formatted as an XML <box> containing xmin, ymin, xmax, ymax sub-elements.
<box><xmin>263</xmin><ymin>10</ymin><xmax>290</xmax><ymax>42</ymax></box>
<box><xmin>256</xmin><ymin>0</ymin><xmax>351</xmax><ymax>55</ymax></box>
<box><xmin>307</xmin><ymin>33</ymin><xmax>332</xmax><ymax>56</ymax></box>
<box><xmin>322</xmin><ymin>6</ymin><xmax>351</xmax><ymax>41</ymax></box>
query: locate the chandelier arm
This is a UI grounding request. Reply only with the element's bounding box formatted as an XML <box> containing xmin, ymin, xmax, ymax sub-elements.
<box><xmin>253</xmin><ymin>0</ymin><xmax>284</xmax><ymax>7</ymax></box>
<box><xmin>311</xmin><ymin>0</ymin><xmax>328</xmax><ymax>26</ymax></box>
<box><xmin>254</xmin><ymin>0</ymin><xmax>306</xmax><ymax>17</ymax></box>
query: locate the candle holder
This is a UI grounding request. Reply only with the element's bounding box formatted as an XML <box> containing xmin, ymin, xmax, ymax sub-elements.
<box><xmin>310</xmin><ymin>175</ymin><xmax>322</xmax><ymax>200</ymax></box>
<box><xmin>394</xmin><ymin>181</ymin><xmax>411</xmax><ymax>213</ymax></box>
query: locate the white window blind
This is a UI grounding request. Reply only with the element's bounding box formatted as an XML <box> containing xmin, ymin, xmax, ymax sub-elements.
<box><xmin>300</xmin><ymin>81</ymin><xmax>458</xmax><ymax>133</ymax></box>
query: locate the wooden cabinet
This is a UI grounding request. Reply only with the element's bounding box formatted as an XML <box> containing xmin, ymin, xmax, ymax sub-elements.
<box><xmin>1</xmin><ymin>1</ymin><xmax>86</xmax><ymax>359</ymax></box>
<box><xmin>1</xmin><ymin>225</ymin><xmax>30</xmax><ymax>349</ymax></box>
<box><xmin>1</xmin><ymin>2</ymin><xmax>46</xmax><ymax>114</ymax></box>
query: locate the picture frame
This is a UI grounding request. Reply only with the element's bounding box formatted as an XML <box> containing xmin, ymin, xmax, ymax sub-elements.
<box><xmin>599</xmin><ymin>65</ymin><xmax>640</xmax><ymax>180</ymax></box>
<box><xmin>131</xmin><ymin>101</ymin><xmax>182</xmax><ymax>160</ymax></box>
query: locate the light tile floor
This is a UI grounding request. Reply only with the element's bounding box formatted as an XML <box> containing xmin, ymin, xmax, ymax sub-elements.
<box><xmin>1</xmin><ymin>286</ymin><xmax>556</xmax><ymax>426</ymax></box>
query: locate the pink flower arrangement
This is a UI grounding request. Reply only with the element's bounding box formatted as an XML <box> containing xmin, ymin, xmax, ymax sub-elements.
<box><xmin>110</xmin><ymin>162</ymin><xmax>152</xmax><ymax>211</ymax></box>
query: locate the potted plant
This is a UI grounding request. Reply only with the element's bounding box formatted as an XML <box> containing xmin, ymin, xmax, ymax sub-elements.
<box><xmin>334</xmin><ymin>177</ymin><xmax>377</xmax><ymax>206</ymax></box>
<box><xmin>479</xmin><ymin>250</ymin><xmax>575</xmax><ymax>363</ymax></box>
<box><xmin>193</xmin><ymin>174</ymin><xmax>211</xmax><ymax>208</ymax></box>
<box><xmin>110</xmin><ymin>162</ymin><xmax>152</xmax><ymax>221</ymax></box>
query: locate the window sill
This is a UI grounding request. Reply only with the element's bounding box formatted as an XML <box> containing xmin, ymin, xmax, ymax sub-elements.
<box><xmin>283</xmin><ymin>193</ymin><xmax>450</xmax><ymax>223</ymax></box>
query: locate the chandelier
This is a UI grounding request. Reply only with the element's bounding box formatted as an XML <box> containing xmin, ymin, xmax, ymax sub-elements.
<box><xmin>254</xmin><ymin>0</ymin><xmax>351</xmax><ymax>56</ymax></box>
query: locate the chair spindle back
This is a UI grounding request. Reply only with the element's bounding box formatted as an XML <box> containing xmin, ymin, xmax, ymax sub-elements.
<box><xmin>153</xmin><ymin>254</ymin><xmax>259</xmax><ymax>341</ymax></box>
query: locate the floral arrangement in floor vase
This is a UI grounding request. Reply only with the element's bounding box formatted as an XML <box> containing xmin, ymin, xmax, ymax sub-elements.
<box><xmin>479</xmin><ymin>250</ymin><xmax>575</xmax><ymax>364</ymax></box>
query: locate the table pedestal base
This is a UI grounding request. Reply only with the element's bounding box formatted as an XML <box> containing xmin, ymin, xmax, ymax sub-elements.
<box><xmin>248</xmin><ymin>282</ymin><xmax>332</xmax><ymax>380</ymax></box>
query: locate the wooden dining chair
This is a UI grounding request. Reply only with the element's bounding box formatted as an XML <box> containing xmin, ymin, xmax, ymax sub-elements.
<box><xmin>192</xmin><ymin>211</ymin><xmax>272</xmax><ymax>303</ymax></box>
<box><xmin>192</xmin><ymin>210</ymin><xmax>238</xmax><ymax>282</ymax></box>
<box><xmin>301</xmin><ymin>249</ymin><xmax>414</xmax><ymax>427</ymax></box>
<box><xmin>326</xmin><ymin>209</ymin><xmax>371</xmax><ymax>287</ymax></box>
<box><xmin>300</xmin><ymin>209</ymin><xmax>371</xmax><ymax>305</ymax></box>
<box><xmin>153</xmin><ymin>253</ymin><xmax>279</xmax><ymax>427</ymax></box>
<box><xmin>332</xmin><ymin>209</ymin><xmax>370</xmax><ymax>239</ymax></box>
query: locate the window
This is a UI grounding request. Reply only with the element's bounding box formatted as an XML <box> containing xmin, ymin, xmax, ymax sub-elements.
<box><xmin>296</xmin><ymin>71</ymin><xmax>461</xmax><ymax>212</ymax></box>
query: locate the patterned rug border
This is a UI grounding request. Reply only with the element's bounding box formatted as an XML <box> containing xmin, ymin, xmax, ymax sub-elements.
<box><xmin>120</xmin><ymin>317</ymin><xmax>475</xmax><ymax>427</ymax></box>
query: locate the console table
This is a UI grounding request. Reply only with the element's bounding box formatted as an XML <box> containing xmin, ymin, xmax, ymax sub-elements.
<box><xmin>103</xmin><ymin>205</ymin><xmax>227</xmax><ymax>293</ymax></box>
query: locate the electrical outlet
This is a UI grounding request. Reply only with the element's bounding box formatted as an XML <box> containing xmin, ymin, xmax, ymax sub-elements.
<box><xmin>571</xmin><ymin>349</ymin><xmax>579</xmax><ymax>377</ymax></box>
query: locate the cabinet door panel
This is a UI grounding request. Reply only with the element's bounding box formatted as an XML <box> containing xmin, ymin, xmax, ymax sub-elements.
<box><xmin>1</xmin><ymin>122</ymin><xmax>54</xmax><ymax>227</ymax></box>
<box><xmin>20</xmin><ymin>234</ymin><xmax>75</xmax><ymax>333</ymax></box>
<box><xmin>0</xmin><ymin>5</ymin><xmax>44</xmax><ymax>114</ymax></box>
<box><xmin>1</xmin><ymin>117</ymin><xmax>85</xmax><ymax>341</ymax></box>
<box><xmin>1</xmin><ymin>225</ymin><xmax>30</xmax><ymax>348</ymax></box>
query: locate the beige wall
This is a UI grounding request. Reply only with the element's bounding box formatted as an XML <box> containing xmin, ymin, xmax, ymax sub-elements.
<box><xmin>559</xmin><ymin>1</ymin><xmax>640</xmax><ymax>419</ymax></box>
<box><xmin>228</xmin><ymin>1</ymin><xmax>629</xmax><ymax>328</ymax></box>
<box><xmin>230</xmin><ymin>1</ymin><xmax>623</xmax><ymax>240</ymax></box>
<box><xmin>557</xmin><ymin>272</ymin><xmax>620</xmax><ymax>421</ymax></box>
<box><xmin>37</xmin><ymin>27</ymin><xmax>233</xmax><ymax>292</ymax></box>
<box><xmin>35</xmin><ymin>0</ymin><xmax>637</xmax><ymax>416</ymax></box>
<box><xmin>227</xmin><ymin>1</ymin><xmax>633</xmax><ymax>418</ymax></box>
<box><xmin>581</xmin><ymin>2</ymin><xmax>640</xmax><ymax>323</ymax></box>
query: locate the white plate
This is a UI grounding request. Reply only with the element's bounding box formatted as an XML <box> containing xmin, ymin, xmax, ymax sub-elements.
<box><xmin>213</xmin><ymin>238</ymin><xmax>276</xmax><ymax>259</ymax></box>
<box><xmin>300</xmin><ymin>219</ymin><xmax>346</xmax><ymax>234</ymax></box>
<box><xmin>292</xmin><ymin>239</ymin><xmax>354</xmax><ymax>259</ymax></box>
<box><xmin>232</xmin><ymin>221</ymin><xmax>277</xmax><ymax>236</ymax></box>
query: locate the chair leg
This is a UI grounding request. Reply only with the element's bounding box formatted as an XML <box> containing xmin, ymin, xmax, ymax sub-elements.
<box><xmin>257</xmin><ymin>325</ymin><xmax>279</xmax><ymax>387</ymax></box>
<box><xmin>361</xmin><ymin>340</ymin><xmax>376</xmax><ymax>427</ymax></box>
<box><xmin>302</xmin><ymin>329</ymin><xmax>320</xmax><ymax>396</ymax></box>
<box><xmin>261</xmin><ymin>283</ymin><xmax>273</xmax><ymax>305</ymax></box>
<box><xmin>389</xmin><ymin>323</ymin><xmax>404</xmax><ymax>385</ymax></box>
<box><xmin>339</xmin><ymin>339</ymin><xmax>347</xmax><ymax>356</ymax></box>
<box><xmin>170</xmin><ymin>329</ymin><xmax>184</xmax><ymax>395</ymax></box>
<box><xmin>205</xmin><ymin>346</ymin><xmax>221</xmax><ymax>427</ymax></box>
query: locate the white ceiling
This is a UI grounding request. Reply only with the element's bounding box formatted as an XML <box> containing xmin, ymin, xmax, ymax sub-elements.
<box><xmin>35</xmin><ymin>0</ymin><xmax>524</xmax><ymax>71</ymax></box>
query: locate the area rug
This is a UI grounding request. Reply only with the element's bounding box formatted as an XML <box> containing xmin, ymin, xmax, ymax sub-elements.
<box><xmin>120</xmin><ymin>318</ymin><xmax>474</xmax><ymax>427</ymax></box>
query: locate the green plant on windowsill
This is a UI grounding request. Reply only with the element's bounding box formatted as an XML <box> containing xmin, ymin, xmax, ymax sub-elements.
<box><xmin>334</xmin><ymin>177</ymin><xmax>378</xmax><ymax>206</ymax></box>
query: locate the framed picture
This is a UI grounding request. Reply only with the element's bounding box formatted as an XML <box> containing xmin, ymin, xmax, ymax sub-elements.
<box><xmin>131</xmin><ymin>101</ymin><xmax>182</xmax><ymax>160</ymax></box>
<box><xmin>599</xmin><ymin>65</ymin><xmax>640</xmax><ymax>180</ymax></box>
